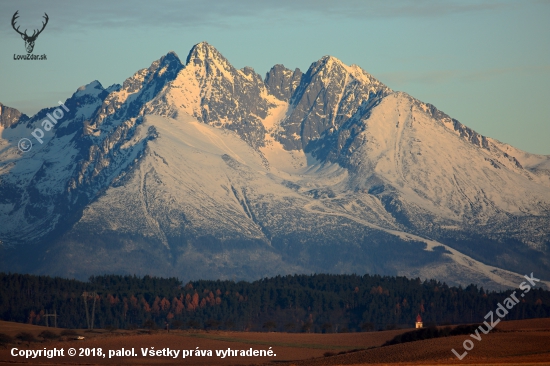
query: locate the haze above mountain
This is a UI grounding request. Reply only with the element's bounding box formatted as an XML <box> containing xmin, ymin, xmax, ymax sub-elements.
<box><xmin>1</xmin><ymin>42</ymin><xmax>549</xmax><ymax>290</ymax></box>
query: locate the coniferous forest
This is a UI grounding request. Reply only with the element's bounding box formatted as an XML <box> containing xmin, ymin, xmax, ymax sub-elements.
<box><xmin>1</xmin><ymin>273</ymin><xmax>549</xmax><ymax>333</ymax></box>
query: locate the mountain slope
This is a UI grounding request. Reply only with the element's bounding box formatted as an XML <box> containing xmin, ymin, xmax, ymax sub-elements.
<box><xmin>1</xmin><ymin>42</ymin><xmax>549</xmax><ymax>289</ymax></box>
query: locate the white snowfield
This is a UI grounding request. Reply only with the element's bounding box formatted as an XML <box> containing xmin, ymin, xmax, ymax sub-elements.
<box><xmin>72</xmin><ymin>108</ymin><xmax>549</xmax><ymax>290</ymax></box>
<box><xmin>1</xmin><ymin>42</ymin><xmax>549</xmax><ymax>289</ymax></box>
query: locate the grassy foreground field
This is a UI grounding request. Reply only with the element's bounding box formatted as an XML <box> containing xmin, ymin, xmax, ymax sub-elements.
<box><xmin>0</xmin><ymin>318</ymin><xmax>549</xmax><ymax>365</ymax></box>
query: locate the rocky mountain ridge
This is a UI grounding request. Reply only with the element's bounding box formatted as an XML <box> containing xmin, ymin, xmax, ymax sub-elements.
<box><xmin>1</xmin><ymin>42</ymin><xmax>549</xmax><ymax>290</ymax></box>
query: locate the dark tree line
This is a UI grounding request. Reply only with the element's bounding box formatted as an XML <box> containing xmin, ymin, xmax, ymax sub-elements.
<box><xmin>0</xmin><ymin>272</ymin><xmax>549</xmax><ymax>332</ymax></box>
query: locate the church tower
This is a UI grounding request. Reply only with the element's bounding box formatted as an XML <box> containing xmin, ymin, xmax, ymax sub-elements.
<box><xmin>415</xmin><ymin>314</ymin><xmax>423</xmax><ymax>328</ymax></box>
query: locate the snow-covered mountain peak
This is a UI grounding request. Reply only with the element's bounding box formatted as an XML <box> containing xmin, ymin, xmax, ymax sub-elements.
<box><xmin>271</xmin><ymin>55</ymin><xmax>392</xmax><ymax>151</ymax></box>
<box><xmin>164</xmin><ymin>50</ymin><xmax>180</xmax><ymax>59</ymax></box>
<box><xmin>185</xmin><ymin>42</ymin><xmax>235</xmax><ymax>75</ymax></box>
<box><xmin>151</xmin><ymin>51</ymin><xmax>183</xmax><ymax>76</ymax></box>
<box><xmin>306</xmin><ymin>56</ymin><xmax>389</xmax><ymax>91</ymax></box>
<box><xmin>307</xmin><ymin>55</ymin><xmax>349</xmax><ymax>84</ymax></box>
<box><xmin>317</xmin><ymin>55</ymin><xmax>344</xmax><ymax>68</ymax></box>
<box><xmin>146</xmin><ymin>43</ymin><xmax>272</xmax><ymax>148</ymax></box>
<box><xmin>74</xmin><ymin>80</ymin><xmax>105</xmax><ymax>98</ymax></box>
<box><xmin>186</xmin><ymin>41</ymin><xmax>218</xmax><ymax>59</ymax></box>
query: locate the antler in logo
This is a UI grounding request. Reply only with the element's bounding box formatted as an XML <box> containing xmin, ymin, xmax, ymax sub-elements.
<box><xmin>12</xmin><ymin>11</ymin><xmax>49</xmax><ymax>54</ymax></box>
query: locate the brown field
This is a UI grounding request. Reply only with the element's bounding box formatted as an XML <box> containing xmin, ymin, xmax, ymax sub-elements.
<box><xmin>0</xmin><ymin>318</ymin><xmax>549</xmax><ymax>365</ymax></box>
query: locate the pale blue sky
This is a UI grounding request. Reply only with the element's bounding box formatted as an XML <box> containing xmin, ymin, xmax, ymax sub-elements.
<box><xmin>1</xmin><ymin>0</ymin><xmax>549</xmax><ymax>154</ymax></box>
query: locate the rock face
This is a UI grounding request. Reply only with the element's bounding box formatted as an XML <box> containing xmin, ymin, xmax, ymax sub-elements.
<box><xmin>148</xmin><ymin>43</ymin><xmax>272</xmax><ymax>149</ymax></box>
<box><xmin>1</xmin><ymin>42</ymin><xmax>549</xmax><ymax>290</ymax></box>
<box><xmin>276</xmin><ymin>56</ymin><xmax>391</xmax><ymax>151</ymax></box>
<box><xmin>0</xmin><ymin>103</ymin><xmax>28</xmax><ymax>128</ymax></box>
<box><xmin>265</xmin><ymin>64</ymin><xmax>302</xmax><ymax>101</ymax></box>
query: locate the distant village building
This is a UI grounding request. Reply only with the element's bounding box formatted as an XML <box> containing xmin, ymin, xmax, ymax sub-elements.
<box><xmin>415</xmin><ymin>314</ymin><xmax>423</xmax><ymax>328</ymax></box>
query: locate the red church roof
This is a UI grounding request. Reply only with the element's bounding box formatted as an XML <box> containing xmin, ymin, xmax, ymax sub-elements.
<box><xmin>416</xmin><ymin>314</ymin><xmax>422</xmax><ymax>322</ymax></box>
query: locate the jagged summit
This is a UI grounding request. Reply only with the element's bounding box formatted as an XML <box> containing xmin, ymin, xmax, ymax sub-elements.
<box><xmin>150</xmin><ymin>51</ymin><xmax>183</xmax><ymax>77</ymax></box>
<box><xmin>265</xmin><ymin>64</ymin><xmax>302</xmax><ymax>102</ymax></box>
<box><xmin>165</xmin><ymin>50</ymin><xmax>180</xmax><ymax>58</ymax></box>
<box><xmin>272</xmin><ymin>53</ymin><xmax>392</xmax><ymax>150</ymax></box>
<box><xmin>310</xmin><ymin>55</ymin><xmax>355</xmax><ymax>75</ymax></box>
<box><xmin>74</xmin><ymin>80</ymin><xmax>105</xmax><ymax>98</ymax></box>
<box><xmin>156</xmin><ymin>51</ymin><xmax>182</xmax><ymax>70</ymax></box>
<box><xmin>186</xmin><ymin>41</ymin><xmax>230</xmax><ymax>67</ymax></box>
<box><xmin>316</xmin><ymin>55</ymin><xmax>346</xmax><ymax>67</ymax></box>
<box><xmin>307</xmin><ymin>54</ymin><xmax>390</xmax><ymax>90</ymax></box>
<box><xmin>77</xmin><ymin>80</ymin><xmax>103</xmax><ymax>90</ymax></box>
<box><xmin>148</xmin><ymin>42</ymin><xmax>271</xmax><ymax>148</ymax></box>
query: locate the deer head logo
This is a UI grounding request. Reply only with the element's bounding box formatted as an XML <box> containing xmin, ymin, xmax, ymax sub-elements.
<box><xmin>12</xmin><ymin>11</ymin><xmax>49</xmax><ymax>54</ymax></box>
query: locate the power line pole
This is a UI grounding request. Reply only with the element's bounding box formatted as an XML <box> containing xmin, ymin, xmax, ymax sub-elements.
<box><xmin>91</xmin><ymin>294</ymin><xmax>97</xmax><ymax>330</ymax></box>
<box><xmin>82</xmin><ymin>292</ymin><xmax>90</xmax><ymax>329</ymax></box>
<box><xmin>82</xmin><ymin>292</ymin><xmax>98</xmax><ymax>329</ymax></box>
<box><xmin>44</xmin><ymin>309</ymin><xmax>57</xmax><ymax>328</ymax></box>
